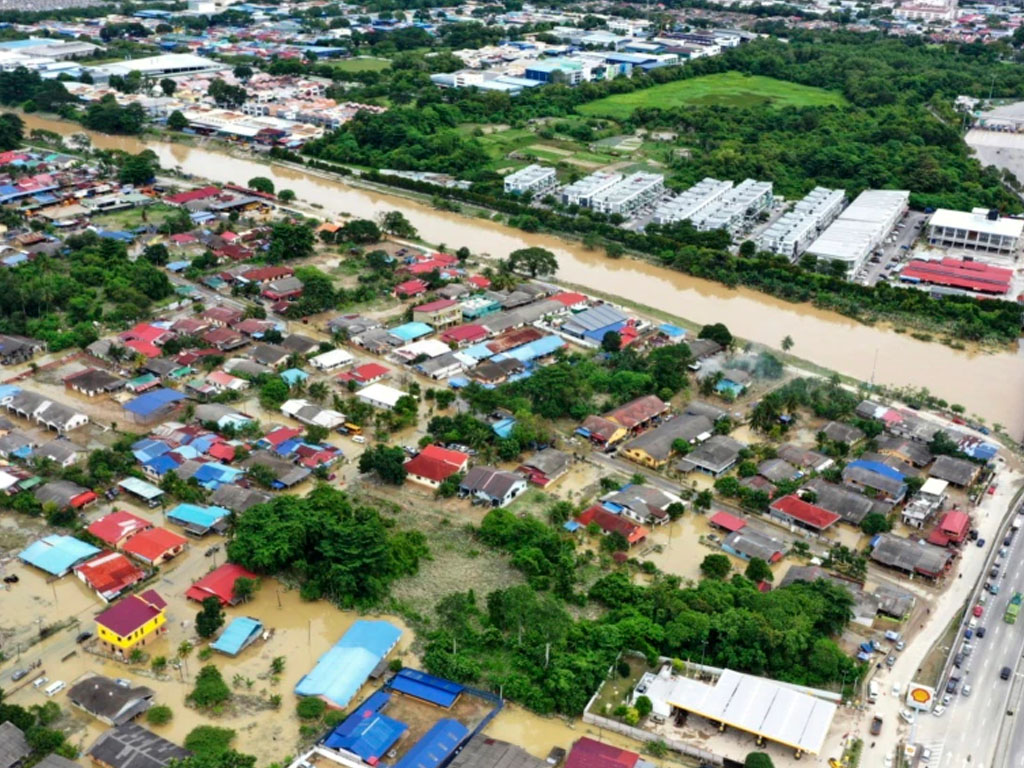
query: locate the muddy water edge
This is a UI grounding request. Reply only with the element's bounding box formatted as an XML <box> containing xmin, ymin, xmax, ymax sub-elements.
<box><xmin>20</xmin><ymin>113</ymin><xmax>1024</xmax><ymax>437</ymax></box>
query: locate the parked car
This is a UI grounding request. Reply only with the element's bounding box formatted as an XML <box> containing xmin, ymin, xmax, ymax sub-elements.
<box><xmin>895</xmin><ymin>640</ymin><xmax>906</xmax><ymax>651</ymax></box>
<box><xmin>932</xmin><ymin>705</ymin><xmax>946</xmax><ymax>717</ymax></box>
<box><xmin>75</xmin><ymin>631</ymin><xmax>92</xmax><ymax>643</ymax></box>
<box><xmin>990</xmin><ymin>584</ymin><xmax>1001</xmax><ymax>595</ymax></box>
<box><xmin>886</xmin><ymin>655</ymin><xmax>896</xmax><ymax>667</ymax></box>
<box><xmin>977</xmin><ymin>627</ymin><xmax>987</xmax><ymax>638</ymax></box>
<box><xmin>954</xmin><ymin>652</ymin><xmax>965</xmax><ymax>668</ymax></box>
<box><xmin>974</xmin><ymin>605</ymin><xmax>985</xmax><ymax>617</ymax></box>
<box><xmin>870</xmin><ymin>716</ymin><xmax>883</xmax><ymax>735</ymax></box>
<box><xmin>962</xmin><ymin>684</ymin><xmax>972</xmax><ymax>697</ymax></box>
<box><xmin>899</xmin><ymin>709</ymin><xmax>915</xmax><ymax>724</ymax></box>
<box><xmin>11</xmin><ymin>669</ymin><xmax>27</xmax><ymax>681</ymax></box>
<box><xmin>978</xmin><ymin>538</ymin><xmax>986</xmax><ymax>548</ymax></box>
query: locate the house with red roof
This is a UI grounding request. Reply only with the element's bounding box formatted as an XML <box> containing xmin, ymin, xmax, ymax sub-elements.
<box><xmin>169</xmin><ymin>233</ymin><xmax>198</xmax><ymax>246</ymax></box>
<box><xmin>172</xmin><ymin>317</ymin><xmax>210</xmax><ymax>336</ymax></box>
<box><xmin>120</xmin><ymin>323</ymin><xmax>173</xmax><ymax>349</ymax></box>
<box><xmin>565</xmin><ymin>738</ymin><xmax>639</xmax><ymax>768</ymax></box>
<box><xmin>262</xmin><ymin>276</ymin><xmax>304</xmax><ymax>302</ymax></box>
<box><xmin>605</xmin><ymin>394</ymin><xmax>668</xmax><ymax>433</ymax></box>
<box><xmin>395</xmin><ymin>279</ymin><xmax>428</xmax><ymax>298</ymax></box>
<box><xmin>576</xmin><ymin>505</ymin><xmax>648</xmax><ymax>546</ymax></box>
<box><xmin>404</xmin><ymin>444</ymin><xmax>469</xmax><ymax>489</ymax></box>
<box><xmin>708</xmin><ymin>510</ymin><xmax>747</xmax><ymax>533</ymax></box>
<box><xmin>467</xmin><ymin>274</ymin><xmax>490</xmax><ymax>290</ymax></box>
<box><xmin>337</xmin><ymin>362</ymin><xmax>389</xmax><ymax>387</ymax></box>
<box><xmin>548</xmin><ymin>292</ymin><xmax>588</xmax><ymax>311</ymax></box>
<box><xmin>412</xmin><ymin>298</ymin><xmax>462</xmax><ymax>329</ymax></box>
<box><xmin>202</xmin><ymin>327</ymin><xmax>246</xmax><ymax>351</ymax></box>
<box><xmin>440</xmin><ymin>324</ymin><xmax>488</xmax><ymax>347</ymax></box>
<box><xmin>94</xmin><ymin>589</ymin><xmax>168</xmax><ymax>654</ymax></box>
<box><xmin>207</xmin><ymin>442</ymin><xmax>236</xmax><ymax>463</ymax></box>
<box><xmin>240</xmin><ymin>266</ymin><xmax>293</xmax><ymax>284</ymax></box>
<box><xmin>769</xmin><ymin>494</ymin><xmax>841</xmax><ymax>533</ymax></box>
<box><xmin>122</xmin><ymin>527</ymin><xmax>188</xmax><ymax>566</ymax></box>
<box><xmin>260</xmin><ymin>426</ymin><xmax>303</xmax><ymax>450</ymax></box>
<box><xmin>165</xmin><ymin>186</ymin><xmax>220</xmax><ymax>206</ymax></box>
<box><xmin>185</xmin><ymin>563</ymin><xmax>259</xmax><ymax>606</ymax></box>
<box><xmin>88</xmin><ymin>510</ymin><xmax>153</xmax><ymax>549</ymax></box>
<box><xmin>938</xmin><ymin>509</ymin><xmax>970</xmax><ymax>544</ymax></box>
<box><xmin>74</xmin><ymin>551</ymin><xmax>146</xmax><ymax>602</ymax></box>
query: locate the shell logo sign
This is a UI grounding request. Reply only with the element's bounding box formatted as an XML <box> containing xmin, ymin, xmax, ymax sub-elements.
<box><xmin>906</xmin><ymin>684</ymin><xmax>935</xmax><ymax>710</ymax></box>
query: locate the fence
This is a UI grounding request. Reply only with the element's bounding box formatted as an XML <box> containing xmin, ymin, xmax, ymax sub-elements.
<box><xmin>581</xmin><ymin>711</ymin><xmax>721</xmax><ymax>765</ymax></box>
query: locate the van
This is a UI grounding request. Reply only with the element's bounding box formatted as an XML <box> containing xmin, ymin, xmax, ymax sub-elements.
<box><xmin>867</xmin><ymin>680</ymin><xmax>879</xmax><ymax>703</ymax></box>
<box><xmin>44</xmin><ymin>681</ymin><xmax>65</xmax><ymax>697</ymax></box>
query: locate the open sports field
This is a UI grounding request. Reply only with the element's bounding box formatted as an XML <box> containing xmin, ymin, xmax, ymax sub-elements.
<box><xmin>577</xmin><ymin>72</ymin><xmax>848</xmax><ymax>119</ymax></box>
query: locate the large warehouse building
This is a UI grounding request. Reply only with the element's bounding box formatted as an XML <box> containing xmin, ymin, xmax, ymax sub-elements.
<box><xmin>805</xmin><ymin>189</ymin><xmax>909</xmax><ymax>274</ymax></box>
<box><xmin>926</xmin><ymin>208</ymin><xmax>1023</xmax><ymax>257</ymax></box>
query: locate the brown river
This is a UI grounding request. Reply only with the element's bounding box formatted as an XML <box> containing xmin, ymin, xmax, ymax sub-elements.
<box><xmin>23</xmin><ymin>114</ymin><xmax>1024</xmax><ymax>436</ymax></box>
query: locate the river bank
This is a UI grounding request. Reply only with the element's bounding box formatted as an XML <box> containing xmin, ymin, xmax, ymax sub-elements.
<box><xmin>19</xmin><ymin>112</ymin><xmax>1024</xmax><ymax>437</ymax></box>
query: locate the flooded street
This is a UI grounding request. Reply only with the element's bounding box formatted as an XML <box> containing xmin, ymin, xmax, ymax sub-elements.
<box><xmin>20</xmin><ymin>113</ymin><xmax>1024</xmax><ymax>437</ymax></box>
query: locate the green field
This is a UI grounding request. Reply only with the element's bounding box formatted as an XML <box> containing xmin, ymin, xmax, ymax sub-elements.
<box><xmin>578</xmin><ymin>72</ymin><xmax>848</xmax><ymax>119</ymax></box>
<box><xmin>329</xmin><ymin>57</ymin><xmax>391</xmax><ymax>73</ymax></box>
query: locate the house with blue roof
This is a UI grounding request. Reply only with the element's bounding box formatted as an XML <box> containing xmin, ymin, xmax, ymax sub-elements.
<box><xmin>323</xmin><ymin>692</ymin><xmax>407</xmax><ymax>762</ymax></box>
<box><xmin>166</xmin><ymin>503</ymin><xmax>230</xmax><ymax>535</ymax></box>
<box><xmin>124</xmin><ymin>388</ymin><xmax>187</xmax><ymax>424</ymax></box>
<box><xmin>491</xmin><ymin>335</ymin><xmax>564</xmax><ymax>364</ymax></box>
<box><xmin>211</xmin><ymin>617</ymin><xmax>263</xmax><ymax>656</ymax></box>
<box><xmin>19</xmin><ymin>534</ymin><xmax>100</xmax><ymax>577</ymax></box>
<box><xmin>389</xmin><ymin>322</ymin><xmax>433</xmax><ymax>342</ymax></box>
<box><xmin>842</xmin><ymin>460</ymin><xmax>908</xmax><ymax>503</ymax></box>
<box><xmin>192</xmin><ymin>463</ymin><xmax>244</xmax><ymax>490</ymax></box>
<box><xmin>280</xmin><ymin>368</ymin><xmax>309</xmax><ymax>387</ymax></box>
<box><xmin>295</xmin><ymin>620</ymin><xmax>402</xmax><ymax>709</ymax></box>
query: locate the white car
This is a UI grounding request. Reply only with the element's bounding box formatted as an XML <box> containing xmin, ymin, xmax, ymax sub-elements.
<box><xmin>899</xmin><ymin>708</ymin><xmax>915</xmax><ymax>724</ymax></box>
<box><xmin>932</xmin><ymin>704</ymin><xmax>946</xmax><ymax>716</ymax></box>
<box><xmin>352</xmin><ymin>435</ymin><xmax>366</xmax><ymax>444</ymax></box>
<box><xmin>962</xmin><ymin>683</ymin><xmax>972</xmax><ymax>697</ymax></box>
<box><xmin>892</xmin><ymin>682</ymin><xmax>901</xmax><ymax>696</ymax></box>
<box><xmin>921</xmin><ymin>747</ymin><xmax>932</xmax><ymax>763</ymax></box>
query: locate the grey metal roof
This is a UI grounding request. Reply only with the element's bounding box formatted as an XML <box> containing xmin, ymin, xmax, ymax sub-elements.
<box><xmin>210</xmin><ymin>484</ymin><xmax>271</xmax><ymax>513</ymax></box>
<box><xmin>623</xmin><ymin>415</ymin><xmax>713</xmax><ymax>462</ymax></box>
<box><xmin>677</xmin><ymin>435</ymin><xmax>743</xmax><ymax>473</ymax></box>
<box><xmin>723</xmin><ymin>528</ymin><xmax>784</xmax><ymax>562</ymax></box>
<box><xmin>34</xmin><ymin>479</ymin><xmax>89</xmax><ymax>507</ymax></box>
<box><xmin>447</xmin><ymin>734</ymin><xmax>545</xmax><ymax>768</ymax></box>
<box><xmin>562</xmin><ymin>304</ymin><xmax>627</xmax><ymax>335</ymax></box>
<box><xmin>87</xmin><ymin>723</ymin><xmax>190</xmax><ymax>768</ymax></box>
<box><xmin>68</xmin><ymin>676</ymin><xmax>155</xmax><ymax>725</ymax></box>
<box><xmin>0</xmin><ymin>722</ymin><xmax>30</xmax><ymax>768</ymax></box>
<box><xmin>520</xmin><ymin>449</ymin><xmax>570</xmax><ymax>478</ymax></box>
<box><xmin>821</xmin><ymin>421</ymin><xmax>864</xmax><ymax>444</ymax></box>
<box><xmin>870</xmin><ymin>534</ymin><xmax>949</xmax><ymax>576</ymax></box>
<box><xmin>801</xmin><ymin>478</ymin><xmax>885</xmax><ymax>525</ymax></box>
<box><xmin>929</xmin><ymin>455</ymin><xmax>979</xmax><ymax>486</ymax></box>
<box><xmin>842</xmin><ymin>465</ymin><xmax>905</xmax><ymax>497</ymax></box>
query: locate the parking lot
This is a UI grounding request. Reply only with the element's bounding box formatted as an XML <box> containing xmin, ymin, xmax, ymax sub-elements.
<box><xmin>854</xmin><ymin>210</ymin><xmax>929</xmax><ymax>286</ymax></box>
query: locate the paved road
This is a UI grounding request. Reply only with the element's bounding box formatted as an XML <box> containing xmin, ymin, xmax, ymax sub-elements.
<box><xmin>906</xmin><ymin>476</ymin><xmax>1024</xmax><ymax>768</ymax></box>
<box><xmin>861</xmin><ymin>469</ymin><xmax>1021</xmax><ymax>766</ymax></box>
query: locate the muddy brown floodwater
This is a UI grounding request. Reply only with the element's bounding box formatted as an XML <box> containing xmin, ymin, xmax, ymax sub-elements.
<box><xmin>22</xmin><ymin>114</ymin><xmax>1024</xmax><ymax>436</ymax></box>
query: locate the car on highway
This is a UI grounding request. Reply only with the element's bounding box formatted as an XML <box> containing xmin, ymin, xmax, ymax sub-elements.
<box><xmin>932</xmin><ymin>705</ymin><xmax>946</xmax><ymax>717</ymax></box>
<box><xmin>870</xmin><ymin>716</ymin><xmax>883</xmax><ymax>735</ymax></box>
<box><xmin>962</xmin><ymin>684</ymin><xmax>972</xmax><ymax>697</ymax></box>
<box><xmin>1003</xmin><ymin>666</ymin><xmax>1013</xmax><ymax>680</ymax></box>
<box><xmin>990</xmin><ymin>583</ymin><xmax>1001</xmax><ymax>595</ymax></box>
<box><xmin>977</xmin><ymin>627</ymin><xmax>987</xmax><ymax>638</ymax></box>
<box><xmin>1001</xmin><ymin>547</ymin><xmax>1010</xmax><ymax>558</ymax></box>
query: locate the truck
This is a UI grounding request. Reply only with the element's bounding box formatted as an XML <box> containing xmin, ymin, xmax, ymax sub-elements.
<box><xmin>1013</xmin><ymin>515</ymin><xmax>1023</xmax><ymax>532</ymax></box>
<box><xmin>1006</xmin><ymin>592</ymin><xmax>1023</xmax><ymax>624</ymax></box>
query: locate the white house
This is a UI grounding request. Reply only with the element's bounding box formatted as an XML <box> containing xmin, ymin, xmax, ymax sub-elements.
<box><xmin>356</xmin><ymin>383</ymin><xmax>406</xmax><ymax>410</ymax></box>
<box><xmin>309</xmin><ymin>348</ymin><xmax>354</xmax><ymax>372</ymax></box>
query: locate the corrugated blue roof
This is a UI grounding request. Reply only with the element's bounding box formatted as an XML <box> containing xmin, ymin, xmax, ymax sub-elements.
<box><xmin>193</xmin><ymin>463</ymin><xmax>242</xmax><ymax>487</ymax></box>
<box><xmin>659</xmin><ymin>323</ymin><xmax>686</xmax><ymax>339</ymax></box>
<box><xmin>323</xmin><ymin>693</ymin><xmax>407</xmax><ymax>760</ymax></box>
<box><xmin>211</xmin><ymin>617</ymin><xmax>263</xmax><ymax>655</ymax></box>
<box><xmin>492</xmin><ymin>417</ymin><xmax>516</xmax><ymax>439</ymax></box>
<box><xmin>280</xmin><ymin>368</ymin><xmax>308</xmax><ymax>386</ymax></box>
<box><xmin>492</xmin><ymin>335</ymin><xmax>564</xmax><ymax>363</ymax></box>
<box><xmin>847</xmin><ymin>459</ymin><xmax>904</xmax><ymax>482</ymax></box>
<box><xmin>143</xmin><ymin>454</ymin><xmax>180</xmax><ymax>476</ymax></box>
<box><xmin>133</xmin><ymin>438</ymin><xmax>172</xmax><ymax>463</ymax></box>
<box><xmin>295</xmin><ymin>620</ymin><xmax>402</xmax><ymax>709</ymax></box>
<box><xmin>167</xmin><ymin>503</ymin><xmax>229</xmax><ymax>528</ymax></box>
<box><xmin>390</xmin><ymin>669</ymin><xmax>463</xmax><ymax>708</ymax></box>
<box><xmin>19</xmin><ymin>534</ymin><xmax>99</xmax><ymax>576</ymax></box>
<box><xmin>390</xmin><ymin>322</ymin><xmax>433</xmax><ymax>341</ymax></box>
<box><xmin>392</xmin><ymin>718</ymin><xmax>468</xmax><ymax>768</ymax></box>
<box><xmin>461</xmin><ymin>342</ymin><xmax>494</xmax><ymax>361</ymax></box>
<box><xmin>0</xmin><ymin>384</ymin><xmax>22</xmax><ymax>401</ymax></box>
<box><xmin>124</xmin><ymin>388</ymin><xmax>186</xmax><ymax>417</ymax></box>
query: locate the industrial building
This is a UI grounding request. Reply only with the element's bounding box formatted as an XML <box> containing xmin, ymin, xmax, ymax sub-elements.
<box><xmin>651</xmin><ymin>177</ymin><xmax>733</xmax><ymax>226</ymax></box>
<box><xmin>691</xmin><ymin>179</ymin><xmax>774</xmax><ymax>233</ymax></box>
<box><xmin>560</xmin><ymin>171</ymin><xmax>623</xmax><ymax>208</ymax></box>
<box><xmin>926</xmin><ymin>208</ymin><xmax>1023</xmax><ymax>256</ymax></box>
<box><xmin>900</xmin><ymin>257</ymin><xmax>1012</xmax><ymax>295</ymax></box>
<box><xmin>87</xmin><ymin>53</ymin><xmax>227</xmax><ymax>83</ymax></box>
<box><xmin>503</xmin><ymin>164</ymin><xmax>558</xmax><ymax>196</ymax></box>
<box><xmin>755</xmin><ymin>187</ymin><xmax>846</xmax><ymax>259</ymax></box>
<box><xmin>589</xmin><ymin>172</ymin><xmax>664</xmax><ymax>216</ymax></box>
<box><xmin>805</xmin><ymin>189</ymin><xmax>909</xmax><ymax>274</ymax></box>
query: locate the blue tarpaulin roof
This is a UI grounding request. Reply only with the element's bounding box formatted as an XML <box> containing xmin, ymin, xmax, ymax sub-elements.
<box><xmin>143</xmin><ymin>454</ymin><xmax>179</xmax><ymax>476</ymax></box>
<box><xmin>19</xmin><ymin>534</ymin><xmax>99</xmax><ymax>576</ymax></box>
<box><xmin>390</xmin><ymin>669</ymin><xmax>463</xmax><ymax>708</ymax></box>
<box><xmin>132</xmin><ymin>438</ymin><xmax>171</xmax><ymax>463</ymax></box>
<box><xmin>460</xmin><ymin>342</ymin><xmax>494</xmax><ymax>361</ymax></box>
<box><xmin>390</xmin><ymin>322</ymin><xmax>433</xmax><ymax>341</ymax></box>
<box><xmin>124</xmin><ymin>388</ymin><xmax>186</xmax><ymax>417</ymax></box>
<box><xmin>295</xmin><ymin>620</ymin><xmax>402</xmax><ymax>709</ymax></box>
<box><xmin>167</xmin><ymin>260</ymin><xmax>190</xmax><ymax>272</ymax></box>
<box><xmin>280</xmin><ymin>368</ymin><xmax>308</xmax><ymax>386</ymax></box>
<box><xmin>392</xmin><ymin>718</ymin><xmax>468</xmax><ymax>768</ymax></box>
<box><xmin>658</xmin><ymin>323</ymin><xmax>686</xmax><ymax>339</ymax></box>
<box><xmin>167</xmin><ymin>503</ymin><xmax>228</xmax><ymax>529</ymax></box>
<box><xmin>491</xmin><ymin>417</ymin><xmax>516</xmax><ymax>439</ymax></box>
<box><xmin>323</xmin><ymin>692</ymin><xmax>407</xmax><ymax>761</ymax></box>
<box><xmin>212</xmin><ymin>617</ymin><xmax>263</xmax><ymax>656</ymax></box>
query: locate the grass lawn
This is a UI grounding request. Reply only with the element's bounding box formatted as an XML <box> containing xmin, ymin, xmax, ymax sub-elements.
<box><xmin>91</xmin><ymin>202</ymin><xmax>178</xmax><ymax>231</ymax></box>
<box><xmin>329</xmin><ymin>57</ymin><xmax>391</xmax><ymax>73</ymax></box>
<box><xmin>578</xmin><ymin>72</ymin><xmax>848</xmax><ymax>119</ymax></box>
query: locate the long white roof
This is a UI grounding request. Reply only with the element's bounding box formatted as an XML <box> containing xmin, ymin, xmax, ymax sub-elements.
<box><xmin>929</xmin><ymin>208</ymin><xmax>1024</xmax><ymax>238</ymax></box>
<box><xmin>663</xmin><ymin>669</ymin><xmax>837</xmax><ymax>754</ymax></box>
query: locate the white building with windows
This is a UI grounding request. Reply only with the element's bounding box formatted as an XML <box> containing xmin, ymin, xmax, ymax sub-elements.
<box><xmin>589</xmin><ymin>172</ymin><xmax>664</xmax><ymax>217</ymax></box>
<box><xmin>651</xmin><ymin>178</ymin><xmax>734</xmax><ymax>226</ymax></box>
<box><xmin>691</xmin><ymin>179</ymin><xmax>774</xmax><ymax>234</ymax></box>
<box><xmin>560</xmin><ymin>171</ymin><xmax>622</xmax><ymax>208</ymax></box>
<box><xmin>503</xmin><ymin>164</ymin><xmax>558</xmax><ymax>196</ymax></box>
<box><xmin>927</xmin><ymin>208</ymin><xmax>1023</xmax><ymax>257</ymax></box>
<box><xmin>805</xmin><ymin>189</ymin><xmax>909</xmax><ymax>274</ymax></box>
<box><xmin>756</xmin><ymin>187</ymin><xmax>847</xmax><ymax>260</ymax></box>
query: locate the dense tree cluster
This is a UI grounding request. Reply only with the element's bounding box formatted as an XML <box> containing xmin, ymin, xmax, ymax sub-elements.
<box><xmin>226</xmin><ymin>485</ymin><xmax>428</xmax><ymax>605</ymax></box>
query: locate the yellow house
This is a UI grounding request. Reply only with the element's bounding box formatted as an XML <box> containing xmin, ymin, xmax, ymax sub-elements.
<box><xmin>95</xmin><ymin>589</ymin><xmax>167</xmax><ymax>655</ymax></box>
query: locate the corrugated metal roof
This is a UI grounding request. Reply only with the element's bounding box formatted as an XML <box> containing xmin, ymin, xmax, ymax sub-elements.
<box><xmin>295</xmin><ymin>620</ymin><xmax>402</xmax><ymax>708</ymax></box>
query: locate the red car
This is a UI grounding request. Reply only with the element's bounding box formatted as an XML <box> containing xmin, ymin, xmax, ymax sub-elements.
<box><xmin>973</xmin><ymin>606</ymin><xmax>984</xmax><ymax>617</ymax></box>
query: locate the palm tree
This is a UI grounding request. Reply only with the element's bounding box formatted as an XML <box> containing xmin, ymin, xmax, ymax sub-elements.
<box><xmin>308</xmin><ymin>381</ymin><xmax>329</xmax><ymax>403</ymax></box>
<box><xmin>781</xmin><ymin>335</ymin><xmax>794</xmax><ymax>352</ymax></box>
